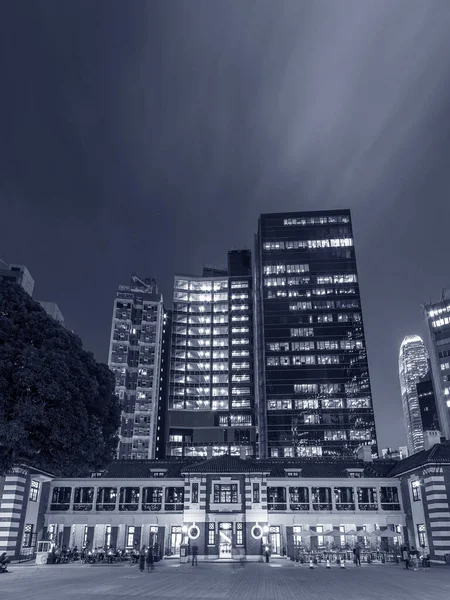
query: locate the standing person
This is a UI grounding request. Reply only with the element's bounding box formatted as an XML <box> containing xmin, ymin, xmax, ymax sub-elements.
<box><xmin>420</xmin><ymin>544</ymin><xmax>429</xmax><ymax>570</ymax></box>
<box><xmin>402</xmin><ymin>545</ymin><xmax>410</xmax><ymax>570</ymax></box>
<box><xmin>191</xmin><ymin>544</ymin><xmax>198</xmax><ymax>566</ymax></box>
<box><xmin>139</xmin><ymin>546</ymin><xmax>146</xmax><ymax>573</ymax></box>
<box><xmin>354</xmin><ymin>545</ymin><xmax>361</xmax><ymax>566</ymax></box>
<box><xmin>147</xmin><ymin>546</ymin><xmax>155</xmax><ymax>572</ymax></box>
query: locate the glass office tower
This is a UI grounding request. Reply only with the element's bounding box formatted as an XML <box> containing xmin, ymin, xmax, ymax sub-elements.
<box><xmin>398</xmin><ymin>335</ymin><xmax>429</xmax><ymax>454</ymax></box>
<box><xmin>255</xmin><ymin>210</ymin><xmax>378</xmax><ymax>459</ymax></box>
<box><xmin>166</xmin><ymin>250</ymin><xmax>257</xmax><ymax>458</ymax></box>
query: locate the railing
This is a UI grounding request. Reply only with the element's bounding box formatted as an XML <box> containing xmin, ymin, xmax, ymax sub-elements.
<box><xmin>289</xmin><ymin>503</ymin><xmax>309</xmax><ymax>511</ymax></box>
<box><xmin>50</xmin><ymin>503</ymin><xmax>70</xmax><ymax>511</ymax></box>
<box><xmin>335</xmin><ymin>503</ymin><xmax>355</xmax><ymax>511</ymax></box>
<box><xmin>381</xmin><ymin>503</ymin><xmax>401</xmax><ymax>511</ymax></box>
<box><xmin>358</xmin><ymin>503</ymin><xmax>378</xmax><ymax>511</ymax></box>
<box><xmin>312</xmin><ymin>503</ymin><xmax>332</xmax><ymax>511</ymax></box>
<box><xmin>18</xmin><ymin>548</ymin><xmax>36</xmax><ymax>563</ymax></box>
<box><xmin>96</xmin><ymin>503</ymin><xmax>116</xmax><ymax>511</ymax></box>
<box><xmin>142</xmin><ymin>503</ymin><xmax>162</xmax><ymax>512</ymax></box>
<box><xmin>119</xmin><ymin>503</ymin><xmax>139</xmax><ymax>512</ymax></box>
<box><xmin>164</xmin><ymin>503</ymin><xmax>184</xmax><ymax>511</ymax></box>
<box><xmin>73</xmin><ymin>503</ymin><xmax>93</xmax><ymax>511</ymax></box>
<box><xmin>268</xmin><ymin>503</ymin><xmax>287</xmax><ymax>511</ymax></box>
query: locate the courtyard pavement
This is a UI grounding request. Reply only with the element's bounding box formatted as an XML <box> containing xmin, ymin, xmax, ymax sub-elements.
<box><xmin>2</xmin><ymin>559</ymin><xmax>449</xmax><ymax>600</ymax></box>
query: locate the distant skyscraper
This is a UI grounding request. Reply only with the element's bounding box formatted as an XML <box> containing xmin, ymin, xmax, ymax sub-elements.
<box><xmin>166</xmin><ymin>250</ymin><xmax>257</xmax><ymax>458</ymax></box>
<box><xmin>255</xmin><ymin>209</ymin><xmax>378</xmax><ymax>459</ymax></box>
<box><xmin>39</xmin><ymin>301</ymin><xmax>65</xmax><ymax>326</ymax></box>
<box><xmin>399</xmin><ymin>335</ymin><xmax>429</xmax><ymax>454</ymax></box>
<box><xmin>0</xmin><ymin>260</ymin><xmax>35</xmax><ymax>296</ymax></box>
<box><xmin>423</xmin><ymin>290</ymin><xmax>450</xmax><ymax>440</ymax></box>
<box><xmin>108</xmin><ymin>275</ymin><xmax>165</xmax><ymax>460</ymax></box>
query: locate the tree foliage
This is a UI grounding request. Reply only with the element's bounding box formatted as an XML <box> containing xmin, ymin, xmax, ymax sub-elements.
<box><xmin>0</xmin><ymin>282</ymin><xmax>120</xmax><ymax>476</ymax></box>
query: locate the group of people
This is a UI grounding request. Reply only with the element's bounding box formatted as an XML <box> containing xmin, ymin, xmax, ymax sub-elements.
<box><xmin>138</xmin><ymin>545</ymin><xmax>156</xmax><ymax>572</ymax></box>
<box><xmin>402</xmin><ymin>544</ymin><xmax>430</xmax><ymax>571</ymax></box>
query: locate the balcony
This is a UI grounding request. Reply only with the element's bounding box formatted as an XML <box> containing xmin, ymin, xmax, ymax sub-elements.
<box><xmin>142</xmin><ymin>503</ymin><xmax>162</xmax><ymax>512</ymax></box>
<box><xmin>312</xmin><ymin>503</ymin><xmax>332</xmax><ymax>511</ymax></box>
<box><xmin>358</xmin><ymin>503</ymin><xmax>378</xmax><ymax>511</ymax></box>
<box><xmin>96</xmin><ymin>503</ymin><xmax>116</xmax><ymax>512</ymax></box>
<box><xmin>289</xmin><ymin>503</ymin><xmax>309</xmax><ymax>511</ymax></box>
<box><xmin>381</xmin><ymin>503</ymin><xmax>401</xmax><ymax>511</ymax></box>
<box><xmin>268</xmin><ymin>503</ymin><xmax>287</xmax><ymax>511</ymax></box>
<box><xmin>119</xmin><ymin>503</ymin><xmax>139</xmax><ymax>512</ymax></box>
<box><xmin>164</xmin><ymin>503</ymin><xmax>184</xmax><ymax>511</ymax></box>
<box><xmin>73</xmin><ymin>503</ymin><xmax>93</xmax><ymax>512</ymax></box>
<box><xmin>335</xmin><ymin>502</ymin><xmax>355</xmax><ymax>511</ymax></box>
<box><xmin>49</xmin><ymin>503</ymin><xmax>70</xmax><ymax>512</ymax></box>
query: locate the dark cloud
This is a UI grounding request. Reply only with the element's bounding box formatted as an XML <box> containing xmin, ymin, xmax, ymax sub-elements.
<box><xmin>1</xmin><ymin>0</ymin><xmax>450</xmax><ymax>449</ymax></box>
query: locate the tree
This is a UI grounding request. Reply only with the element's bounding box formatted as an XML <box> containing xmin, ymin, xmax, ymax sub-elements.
<box><xmin>0</xmin><ymin>282</ymin><xmax>120</xmax><ymax>476</ymax></box>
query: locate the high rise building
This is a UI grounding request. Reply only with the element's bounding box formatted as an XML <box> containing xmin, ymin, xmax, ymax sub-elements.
<box><xmin>423</xmin><ymin>290</ymin><xmax>450</xmax><ymax>440</ymax></box>
<box><xmin>0</xmin><ymin>260</ymin><xmax>35</xmax><ymax>296</ymax></box>
<box><xmin>255</xmin><ymin>209</ymin><xmax>377</xmax><ymax>459</ymax></box>
<box><xmin>398</xmin><ymin>335</ymin><xmax>429</xmax><ymax>454</ymax></box>
<box><xmin>108</xmin><ymin>275</ymin><xmax>165</xmax><ymax>460</ymax></box>
<box><xmin>155</xmin><ymin>309</ymin><xmax>172</xmax><ymax>459</ymax></box>
<box><xmin>166</xmin><ymin>250</ymin><xmax>257</xmax><ymax>458</ymax></box>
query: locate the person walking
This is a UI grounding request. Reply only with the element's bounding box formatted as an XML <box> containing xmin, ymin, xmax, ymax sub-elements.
<box><xmin>139</xmin><ymin>546</ymin><xmax>146</xmax><ymax>572</ymax></box>
<box><xmin>147</xmin><ymin>546</ymin><xmax>155</xmax><ymax>572</ymax></box>
<box><xmin>191</xmin><ymin>544</ymin><xmax>198</xmax><ymax>566</ymax></box>
<box><xmin>354</xmin><ymin>544</ymin><xmax>361</xmax><ymax>566</ymax></box>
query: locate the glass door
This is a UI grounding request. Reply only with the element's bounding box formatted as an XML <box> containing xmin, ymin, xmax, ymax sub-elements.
<box><xmin>269</xmin><ymin>526</ymin><xmax>281</xmax><ymax>555</ymax></box>
<box><xmin>219</xmin><ymin>523</ymin><xmax>232</xmax><ymax>558</ymax></box>
<box><xmin>170</xmin><ymin>526</ymin><xmax>182</xmax><ymax>555</ymax></box>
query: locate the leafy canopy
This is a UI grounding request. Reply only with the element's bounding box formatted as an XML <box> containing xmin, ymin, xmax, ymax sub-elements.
<box><xmin>0</xmin><ymin>282</ymin><xmax>120</xmax><ymax>476</ymax></box>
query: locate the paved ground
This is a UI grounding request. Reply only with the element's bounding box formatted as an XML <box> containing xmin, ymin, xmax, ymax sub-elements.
<box><xmin>2</xmin><ymin>560</ymin><xmax>449</xmax><ymax>600</ymax></box>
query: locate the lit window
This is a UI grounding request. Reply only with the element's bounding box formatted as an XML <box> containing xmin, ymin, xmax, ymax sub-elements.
<box><xmin>411</xmin><ymin>480</ymin><xmax>421</xmax><ymax>502</ymax></box>
<box><xmin>214</xmin><ymin>484</ymin><xmax>238</xmax><ymax>503</ymax></box>
<box><xmin>29</xmin><ymin>480</ymin><xmax>40</xmax><ymax>502</ymax></box>
<box><xmin>208</xmin><ymin>523</ymin><xmax>215</xmax><ymax>545</ymax></box>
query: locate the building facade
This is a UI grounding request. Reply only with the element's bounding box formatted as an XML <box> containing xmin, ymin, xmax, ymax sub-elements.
<box><xmin>108</xmin><ymin>275</ymin><xmax>165</xmax><ymax>460</ymax></box>
<box><xmin>424</xmin><ymin>291</ymin><xmax>450</xmax><ymax>440</ymax></box>
<box><xmin>1</xmin><ymin>455</ymin><xmax>408</xmax><ymax>562</ymax></box>
<box><xmin>399</xmin><ymin>335</ymin><xmax>430</xmax><ymax>455</ymax></box>
<box><xmin>0</xmin><ymin>260</ymin><xmax>35</xmax><ymax>296</ymax></box>
<box><xmin>390</xmin><ymin>441</ymin><xmax>450</xmax><ymax>563</ymax></box>
<box><xmin>167</xmin><ymin>250</ymin><xmax>257</xmax><ymax>459</ymax></box>
<box><xmin>255</xmin><ymin>210</ymin><xmax>377</xmax><ymax>460</ymax></box>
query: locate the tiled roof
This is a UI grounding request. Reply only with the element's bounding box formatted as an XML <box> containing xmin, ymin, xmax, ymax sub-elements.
<box><xmin>94</xmin><ymin>455</ymin><xmax>399</xmax><ymax>479</ymax></box>
<box><xmin>387</xmin><ymin>441</ymin><xmax>450</xmax><ymax>477</ymax></box>
<box><xmin>182</xmin><ymin>455</ymin><xmax>396</xmax><ymax>478</ymax></box>
<box><xmin>182</xmin><ymin>455</ymin><xmax>271</xmax><ymax>474</ymax></box>
<box><xmin>102</xmin><ymin>460</ymin><xmax>195</xmax><ymax>479</ymax></box>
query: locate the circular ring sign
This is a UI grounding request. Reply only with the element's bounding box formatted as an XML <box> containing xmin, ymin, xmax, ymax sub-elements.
<box><xmin>188</xmin><ymin>525</ymin><xmax>200</xmax><ymax>540</ymax></box>
<box><xmin>251</xmin><ymin>525</ymin><xmax>262</xmax><ymax>540</ymax></box>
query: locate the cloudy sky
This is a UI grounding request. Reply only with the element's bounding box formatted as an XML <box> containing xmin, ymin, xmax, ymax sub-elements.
<box><xmin>1</xmin><ymin>0</ymin><xmax>450</xmax><ymax>449</ymax></box>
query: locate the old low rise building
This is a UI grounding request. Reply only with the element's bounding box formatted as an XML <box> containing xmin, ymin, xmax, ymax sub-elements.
<box><xmin>2</xmin><ymin>444</ymin><xmax>450</xmax><ymax>563</ymax></box>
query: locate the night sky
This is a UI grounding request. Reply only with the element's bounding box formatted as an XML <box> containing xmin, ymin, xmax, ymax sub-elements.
<box><xmin>1</xmin><ymin>1</ymin><xmax>450</xmax><ymax>451</ymax></box>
